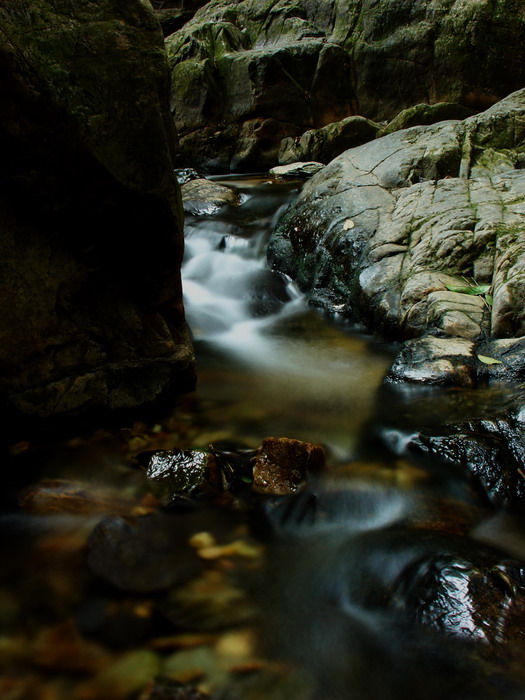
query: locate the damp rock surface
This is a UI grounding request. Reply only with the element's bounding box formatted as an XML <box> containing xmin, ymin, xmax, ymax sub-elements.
<box><xmin>268</xmin><ymin>89</ymin><xmax>525</xmax><ymax>385</ymax></box>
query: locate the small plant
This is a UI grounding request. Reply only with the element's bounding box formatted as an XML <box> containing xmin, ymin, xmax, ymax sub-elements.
<box><xmin>445</xmin><ymin>277</ymin><xmax>493</xmax><ymax>308</ymax></box>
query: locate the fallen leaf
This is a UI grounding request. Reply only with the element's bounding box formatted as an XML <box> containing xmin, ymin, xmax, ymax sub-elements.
<box><xmin>343</xmin><ymin>219</ymin><xmax>355</xmax><ymax>230</ymax></box>
<box><xmin>477</xmin><ymin>354</ymin><xmax>503</xmax><ymax>365</ymax></box>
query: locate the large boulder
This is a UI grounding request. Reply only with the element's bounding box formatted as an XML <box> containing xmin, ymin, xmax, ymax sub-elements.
<box><xmin>268</xmin><ymin>89</ymin><xmax>525</xmax><ymax>385</ymax></box>
<box><xmin>345</xmin><ymin>0</ymin><xmax>525</xmax><ymax>119</ymax></box>
<box><xmin>166</xmin><ymin>0</ymin><xmax>525</xmax><ymax>172</ymax></box>
<box><xmin>0</xmin><ymin>0</ymin><xmax>196</xmax><ymax>423</ymax></box>
<box><xmin>278</xmin><ymin>116</ymin><xmax>381</xmax><ymax>165</ymax></box>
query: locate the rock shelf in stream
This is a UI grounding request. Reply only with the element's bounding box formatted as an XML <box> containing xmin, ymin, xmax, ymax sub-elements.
<box><xmin>268</xmin><ymin>88</ymin><xmax>525</xmax><ymax>386</ymax></box>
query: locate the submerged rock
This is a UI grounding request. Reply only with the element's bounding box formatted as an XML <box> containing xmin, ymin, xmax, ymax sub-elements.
<box><xmin>143</xmin><ymin>681</ymin><xmax>211</xmax><ymax>700</ymax></box>
<box><xmin>268</xmin><ymin>89</ymin><xmax>525</xmax><ymax>385</ymax></box>
<box><xmin>87</xmin><ymin>514</ymin><xmax>203</xmax><ymax>593</ymax></box>
<box><xmin>19</xmin><ymin>479</ymin><xmax>142</xmax><ymax>516</ymax></box>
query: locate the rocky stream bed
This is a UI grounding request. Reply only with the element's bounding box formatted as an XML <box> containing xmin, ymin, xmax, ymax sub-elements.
<box><xmin>3</xmin><ymin>176</ymin><xmax>525</xmax><ymax>700</ymax></box>
<box><xmin>2</xmin><ymin>1</ymin><xmax>525</xmax><ymax>699</ymax></box>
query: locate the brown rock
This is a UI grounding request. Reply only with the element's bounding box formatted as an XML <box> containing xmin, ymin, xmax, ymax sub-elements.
<box><xmin>252</xmin><ymin>437</ymin><xmax>325</xmax><ymax>495</ymax></box>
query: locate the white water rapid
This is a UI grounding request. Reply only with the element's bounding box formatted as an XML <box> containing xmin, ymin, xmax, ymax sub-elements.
<box><xmin>181</xmin><ymin>176</ymin><xmax>393</xmax><ymax>456</ymax></box>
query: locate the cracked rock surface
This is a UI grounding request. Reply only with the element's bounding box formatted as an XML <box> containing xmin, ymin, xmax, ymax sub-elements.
<box><xmin>268</xmin><ymin>89</ymin><xmax>525</xmax><ymax>385</ymax></box>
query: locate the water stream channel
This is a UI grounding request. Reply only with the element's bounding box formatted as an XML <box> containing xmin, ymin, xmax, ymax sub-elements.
<box><xmin>2</xmin><ymin>176</ymin><xmax>525</xmax><ymax>700</ymax></box>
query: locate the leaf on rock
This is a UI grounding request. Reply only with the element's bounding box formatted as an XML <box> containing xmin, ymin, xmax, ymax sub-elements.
<box><xmin>477</xmin><ymin>354</ymin><xmax>503</xmax><ymax>365</ymax></box>
<box><xmin>343</xmin><ymin>219</ymin><xmax>355</xmax><ymax>230</ymax></box>
<box><xmin>445</xmin><ymin>284</ymin><xmax>491</xmax><ymax>296</ymax></box>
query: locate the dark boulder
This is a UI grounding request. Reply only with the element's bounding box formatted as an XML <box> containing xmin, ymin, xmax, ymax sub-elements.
<box><xmin>0</xmin><ymin>0</ymin><xmax>195</xmax><ymax>424</ymax></box>
<box><xmin>411</xmin><ymin>417</ymin><xmax>525</xmax><ymax>510</ymax></box>
<box><xmin>393</xmin><ymin>532</ymin><xmax>525</xmax><ymax>652</ymax></box>
<box><xmin>278</xmin><ymin>116</ymin><xmax>381</xmax><ymax>165</ymax></box>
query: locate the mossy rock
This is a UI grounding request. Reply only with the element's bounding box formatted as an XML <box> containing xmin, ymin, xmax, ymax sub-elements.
<box><xmin>378</xmin><ymin>103</ymin><xmax>475</xmax><ymax>138</ymax></box>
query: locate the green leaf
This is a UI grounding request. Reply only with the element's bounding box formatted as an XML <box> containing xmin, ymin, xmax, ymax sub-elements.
<box><xmin>485</xmin><ymin>294</ymin><xmax>493</xmax><ymax>306</ymax></box>
<box><xmin>469</xmin><ymin>284</ymin><xmax>492</xmax><ymax>295</ymax></box>
<box><xmin>445</xmin><ymin>283</ymin><xmax>491</xmax><ymax>296</ymax></box>
<box><xmin>477</xmin><ymin>354</ymin><xmax>503</xmax><ymax>365</ymax></box>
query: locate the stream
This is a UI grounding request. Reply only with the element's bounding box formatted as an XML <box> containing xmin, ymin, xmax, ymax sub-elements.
<box><xmin>182</xmin><ymin>175</ymin><xmax>393</xmax><ymax>457</ymax></box>
<box><xmin>2</xmin><ymin>176</ymin><xmax>525</xmax><ymax>700</ymax></box>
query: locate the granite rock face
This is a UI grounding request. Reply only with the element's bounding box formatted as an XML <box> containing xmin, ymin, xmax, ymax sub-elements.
<box><xmin>167</xmin><ymin>0</ymin><xmax>525</xmax><ymax>171</ymax></box>
<box><xmin>0</xmin><ymin>0</ymin><xmax>196</xmax><ymax>422</ymax></box>
<box><xmin>268</xmin><ymin>89</ymin><xmax>525</xmax><ymax>385</ymax></box>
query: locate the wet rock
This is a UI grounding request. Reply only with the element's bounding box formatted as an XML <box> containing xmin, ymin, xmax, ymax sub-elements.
<box><xmin>143</xmin><ymin>449</ymin><xmax>217</xmax><ymax>499</ymax></box>
<box><xmin>252</xmin><ymin>437</ymin><xmax>325</xmax><ymax>495</ymax></box>
<box><xmin>175</xmin><ymin>168</ymin><xmax>202</xmax><ymax>185</ymax></box>
<box><xmin>87</xmin><ymin>514</ymin><xmax>203</xmax><ymax>593</ymax></box>
<box><xmin>268</xmin><ymin>89</ymin><xmax>525</xmax><ymax>384</ymax></box>
<box><xmin>181</xmin><ymin>179</ymin><xmax>241</xmax><ymax>215</ymax></box>
<box><xmin>208</xmin><ymin>443</ymin><xmax>258</xmax><ymax>493</ymax></box>
<box><xmin>269</xmin><ymin>162</ymin><xmax>325</xmax><ymax>179</ymax></box>
<box><xmin>396</xmin><ymin>537</ymin><xmax>525</xmax><ymax>651</ymax></box>
<box><xmin>245</xmin><ymin>269</ymin><xmax>293</xmax><ymax>318</ymax></box>
<box><xmin>258</xmin><ymin>524</ymin><xmax>525</xmax><ymax>700</ymax></box>
<box><xmin>386</xmin><ymin>337</ymin><xmax>477</xmax><ymax>387</ymax></box>
<box><xmin>476</xmin><ymin>337</ymin><xmax>525</xmax><ymax>382</ymax></box>
<box><xmin>0</xmin><ymin>0</ymin><xmax>196</xmax><ymax>421</ymax></box>
<box><xmin>279</xmin><ymin>116</ymin><xmax>380</xmax><ymax>165</ymax></box>
<box><xmin>410</xmin><ymin>418</ymin><xmax>525</xmax><ymax>509</ymax></box>
<box><xmin>377</xmin><ymin>102</ymin><xmax>475</xmax><ymax>138</ymax></box>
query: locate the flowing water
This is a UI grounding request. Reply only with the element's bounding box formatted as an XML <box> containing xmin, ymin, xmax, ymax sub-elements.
<box><xmin>182</xmin><ymin>176</ymin><xmax>394</xmax><ymax>458</ymax></box>
<box><xmin>180</xmin><ymin>176</ymin><xmax>525</xmax><ymax>700</ymax></box>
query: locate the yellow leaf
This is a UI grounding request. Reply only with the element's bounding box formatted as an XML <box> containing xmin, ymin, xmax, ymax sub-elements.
<box><xmin>477</xmin><ymin>354</ymin><xmax>503</xmax><ymax>365</ymax></box>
